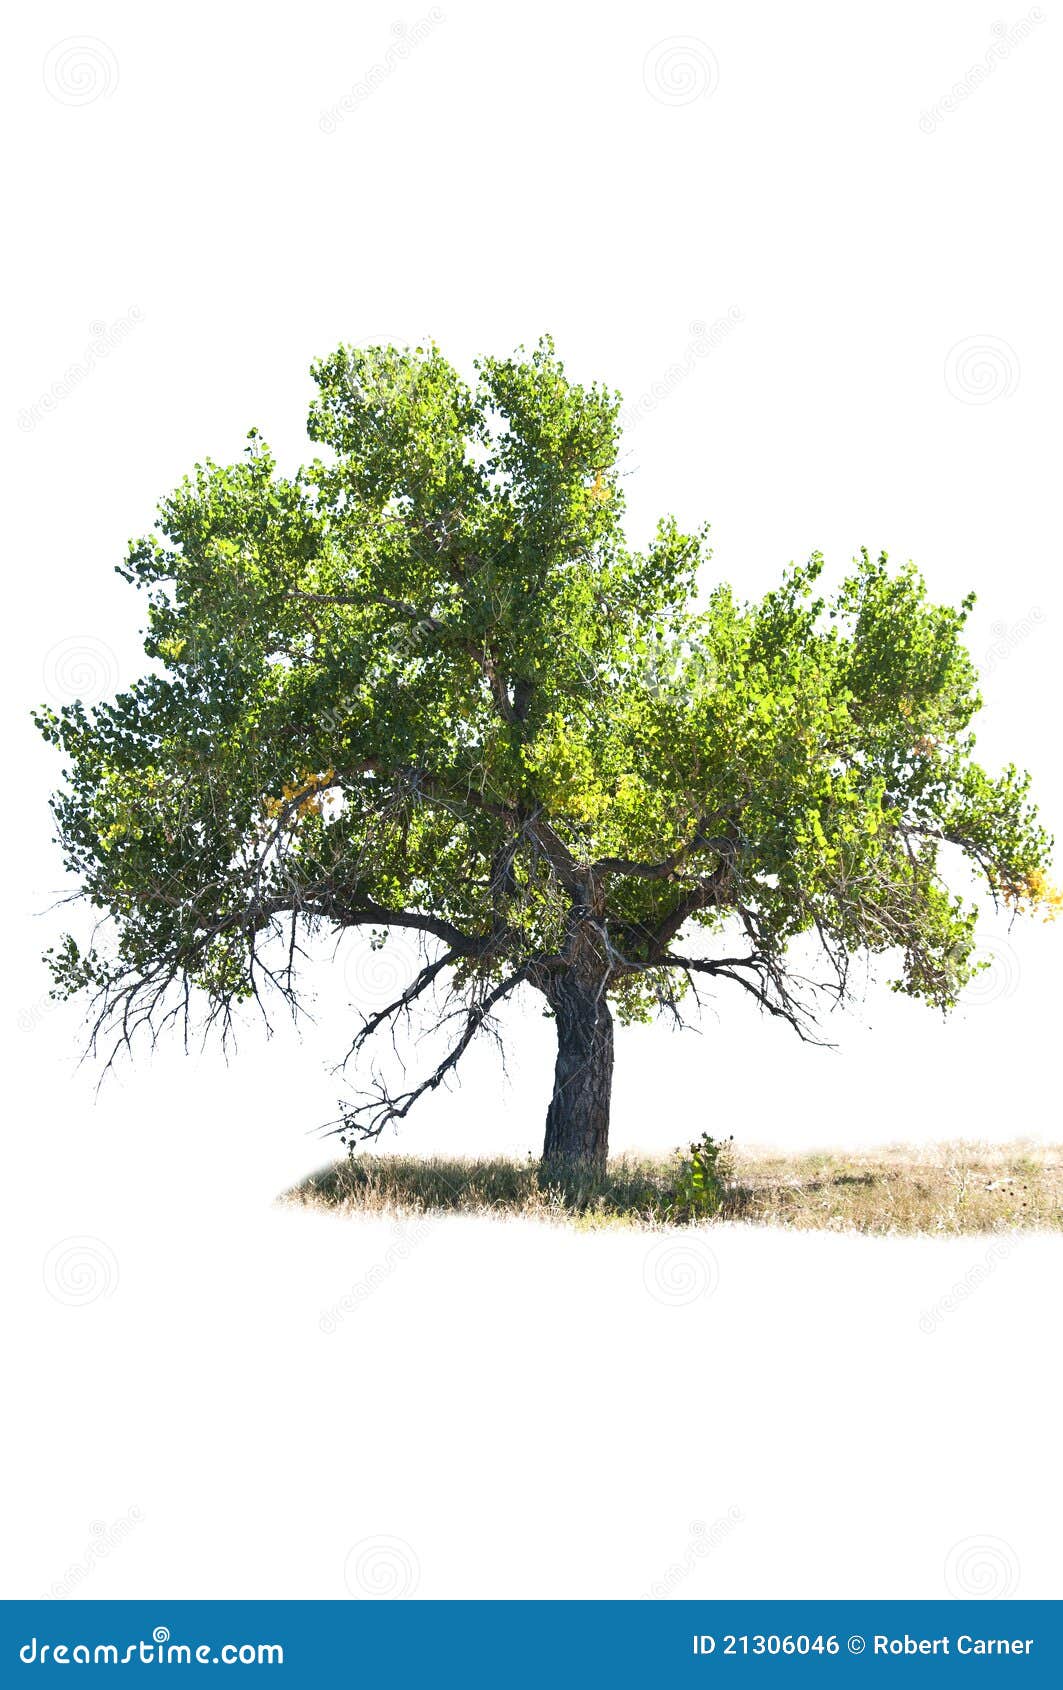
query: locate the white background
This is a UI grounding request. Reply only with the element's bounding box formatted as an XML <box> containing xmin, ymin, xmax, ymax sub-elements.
<box><xmin>3</xmin><ymin>1</ymin><xmax>1060</xmax><ymax>1602</ymax></box>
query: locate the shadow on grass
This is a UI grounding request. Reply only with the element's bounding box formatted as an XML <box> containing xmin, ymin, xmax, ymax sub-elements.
<box><xmin>285</xmin><ymin>1152</ymin><xmax>702</xmax><ymax>1228</ymax></box>
<box><xmin>281</xmin><ymin>1144</ymin><xmax>1063</xmax><ymax>1234</ymax></box>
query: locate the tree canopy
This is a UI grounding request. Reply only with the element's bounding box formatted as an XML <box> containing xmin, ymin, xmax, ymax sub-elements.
<box><xmin>37</xmin><ymin>337</ymin><xmax>1056</xmax><ymax>1164</ymax></box>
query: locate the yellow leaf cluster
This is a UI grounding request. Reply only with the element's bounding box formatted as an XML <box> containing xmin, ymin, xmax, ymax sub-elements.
<box><xmin>263</xmin><ymin>769</ymin><xmax>336</xmax><ymax>823</ymax></box>
<box><xmin>1001</xmin><ymin>866</ymin><xmax>1063</xmax><ymax>922</ymax></box>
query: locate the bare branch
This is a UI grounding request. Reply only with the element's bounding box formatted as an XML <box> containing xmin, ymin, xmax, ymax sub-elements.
<box><xmin>329</xmin><ymin>965</ymin><xmax>533</xmax><ymax>1142</ymax></box>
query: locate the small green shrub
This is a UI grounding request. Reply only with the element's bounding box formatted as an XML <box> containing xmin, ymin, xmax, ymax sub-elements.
<box><xmin>668</xmin><ymin>1133</ymin><xmax>735</xmax><ymax>1220</ymax></box>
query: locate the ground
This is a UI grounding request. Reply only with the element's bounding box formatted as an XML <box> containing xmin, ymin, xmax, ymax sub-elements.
<box><xmin>285</xmin><ymin>1141</ymin><xmax>1063</xmax><ymax>1234</ymax></box>
<box><xmin>6</xmin><ymin>1107</ymin><xmax>1062</xmax><ymax>1599</ymax></box>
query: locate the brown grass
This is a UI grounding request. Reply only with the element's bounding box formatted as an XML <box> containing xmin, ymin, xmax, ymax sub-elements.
<box><xmin>282</xmin><ymin>1141</ymin><xmax>1063</xmax><ymax>1235</ymax></box>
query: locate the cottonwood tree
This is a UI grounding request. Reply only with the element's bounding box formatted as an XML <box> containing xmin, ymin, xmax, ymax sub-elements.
<box><xmin>38</xmin><ymin>339</ymin><xmax>1056</xmax><ymax>1167</ymax></box>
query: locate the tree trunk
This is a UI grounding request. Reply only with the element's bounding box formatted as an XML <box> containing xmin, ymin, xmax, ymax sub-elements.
<box><xmin>541</xmin><ymin>971</ymin><xmax>613</xmax><ymax>1169</ymax></box>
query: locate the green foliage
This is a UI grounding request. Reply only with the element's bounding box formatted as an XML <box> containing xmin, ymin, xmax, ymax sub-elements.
<box><xmin>668</xmin><ymin>1133</ymin><xmax>735</xmax><ymax>1220</ymax></box>
<box><xmin>35</xmin><ymin>336</ymin><xmax>1055</xmax><ymax>1116</ymax></box>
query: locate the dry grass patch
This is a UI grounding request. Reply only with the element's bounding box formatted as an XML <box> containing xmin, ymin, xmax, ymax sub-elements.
<box><xmin>283</xmin><ymin>1141</ymin><xmax>1063</xmax><ymax>1235</ymax></box>
<box><xmin>725</xmin><ymin>1142</ymin><xmax>1061</xmax><ymax>1233</ymax></box>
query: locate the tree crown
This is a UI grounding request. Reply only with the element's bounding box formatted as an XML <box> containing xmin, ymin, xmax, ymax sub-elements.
<box><xmin>37</xmin><ymin>338</ymin><xmax>1056</xmax><ymax>1133</ymax></box>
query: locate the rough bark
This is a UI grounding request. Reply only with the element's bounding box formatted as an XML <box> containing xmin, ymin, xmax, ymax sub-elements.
<box><xmin>541</xmin><ymin>971</ymin><xmax>614</xmax><ymax>1169</ymax></box>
